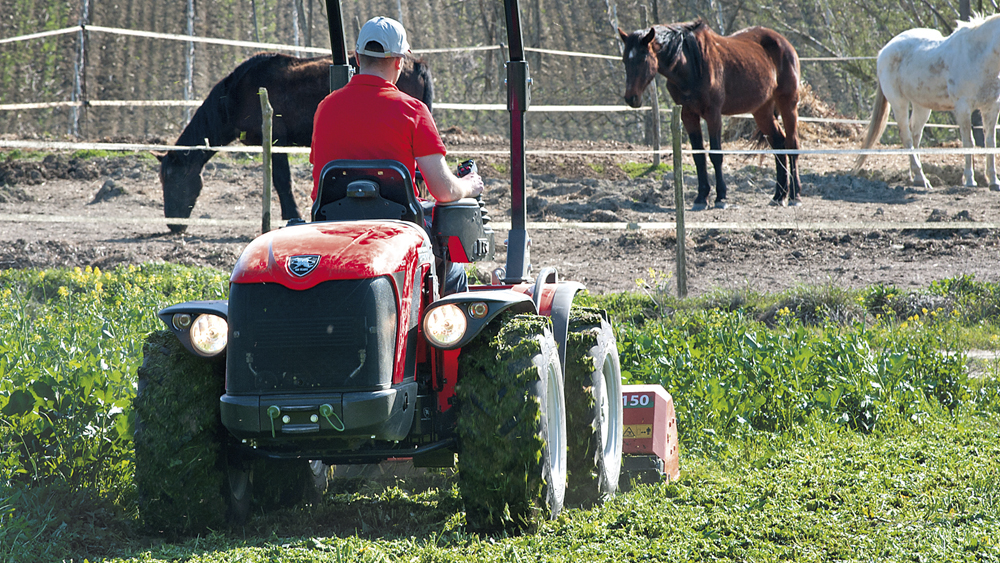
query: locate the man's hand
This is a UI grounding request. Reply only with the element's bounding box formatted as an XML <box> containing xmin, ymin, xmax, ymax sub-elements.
<box><xmin>416</xmin><ymin>153</ymin><xmax>483</xmax><ymax>202</ymax></box>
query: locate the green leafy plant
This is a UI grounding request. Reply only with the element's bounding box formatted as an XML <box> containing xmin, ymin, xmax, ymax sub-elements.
<box><xmin>0</xmin><ymin>265</ymin><xmax>228</xmax><ymax>501</ymax></box>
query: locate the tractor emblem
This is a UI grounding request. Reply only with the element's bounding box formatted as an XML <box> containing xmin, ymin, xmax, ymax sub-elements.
<box><xmin>288</xmin><ymin>255</ymin><xmax>320</xmax><ymax>277</ymax></box>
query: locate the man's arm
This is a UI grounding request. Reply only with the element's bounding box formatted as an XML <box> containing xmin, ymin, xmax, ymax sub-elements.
<box><xmin>416</xmin><ymin>153</ymin><xmax>484</xmax><ymax>202</ymax></box>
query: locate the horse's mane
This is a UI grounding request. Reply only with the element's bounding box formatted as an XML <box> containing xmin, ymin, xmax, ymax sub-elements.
<box><xmin>955</xmin><ymin>11</ymin><xmax>1000</xmax><ymax>31</ymax></box>
<box><xmin>175</xmin><ymin>53</ymin><xmax>276</xmax><ymax>148</ymax></box>
<box><xmin>656</xmin><ymin>20</ymin><xmax>706</xmax><ymax>86</ymax></box>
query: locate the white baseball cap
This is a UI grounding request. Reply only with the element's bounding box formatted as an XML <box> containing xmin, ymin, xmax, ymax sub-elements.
<box><xmin>356</xmin><ymin>16</ymin><xmax>410</xmax><ymax>58</ymax></box>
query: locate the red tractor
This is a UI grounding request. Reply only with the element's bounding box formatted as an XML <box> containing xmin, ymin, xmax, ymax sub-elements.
<box><xmin>133</xmin><ymin>0</ymin><xmax>675</xmax><ymax>536</ymax></box>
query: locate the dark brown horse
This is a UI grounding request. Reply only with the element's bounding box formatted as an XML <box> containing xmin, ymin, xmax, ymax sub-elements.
<box><xmin>157</xmin><ymin>52</ymin><xmax>433</xmax><ymax>232</ymax></box>
<box><xmin>619</xmin><ymin>20</ymin><xmax>802</xmax><ymax>209</ymax></box>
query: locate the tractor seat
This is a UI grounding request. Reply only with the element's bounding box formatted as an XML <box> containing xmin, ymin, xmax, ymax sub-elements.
<box><xmin>311</xmin><ymin>159</ymin><xmax>424</xmax><ymax>225</ymax></box>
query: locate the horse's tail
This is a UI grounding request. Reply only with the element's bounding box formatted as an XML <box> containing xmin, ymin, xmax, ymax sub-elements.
<box><xmin>852</xmin><ymin>81</ymin><xmax>889</xmax><ymax>174</ymax></box>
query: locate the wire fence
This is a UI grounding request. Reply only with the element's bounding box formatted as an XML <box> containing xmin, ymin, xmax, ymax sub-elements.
<box><xmin>0</xmin><ymin>18</ymin><xmax>886</xmax><ymax>145</ymax></box>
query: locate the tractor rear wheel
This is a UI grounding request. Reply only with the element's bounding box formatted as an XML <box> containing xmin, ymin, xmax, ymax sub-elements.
<box><xmin>563</xmin><ymin>308</ymin><xmax>624</xmax><ymax>507</ymax></box>
<box><xmin>456</xmin><ymin>313</ymin><xmax>567</xmax><ymax>532</ymax></box>
<box><xmin>134</xmin><ymin>331</ymin><xmax>228</xmax><ymax>535</ymax></box>
<box><xmin>252</xmin><ymin>458</ymin><xmax>327</xmax><ymax>509</ymax></box>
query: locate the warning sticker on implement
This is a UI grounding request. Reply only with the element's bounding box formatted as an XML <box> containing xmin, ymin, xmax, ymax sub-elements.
<box><xmin>623</xmin><ymin>424</ymin><xmax>652</xmax><ymax>438</ymax></box>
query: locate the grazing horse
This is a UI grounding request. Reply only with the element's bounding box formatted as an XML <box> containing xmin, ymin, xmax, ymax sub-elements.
<box><xmin>619</xmin><ymin>20</ymin><xmax>802</xmax><ymax>209</ymax></box>
<box><xmin>853</xmin><ymin>14</ymin><xmax>1000</xmax><ymax>191</ymax></box>
<box><xmin>157</xmin><ymin>52</ymin><xmax>434</xmax><ymax>233</ymax></box>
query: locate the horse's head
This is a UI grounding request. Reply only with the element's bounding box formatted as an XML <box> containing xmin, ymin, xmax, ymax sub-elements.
<box><xmin>156</xmin><ymin>150</ymin><xmax>204</xmax><ymax>234</ymax></box>
<box><xmin>619</xmin><ymin>27</ymin><xmax>660</xmax><ymax>108</ymax></box>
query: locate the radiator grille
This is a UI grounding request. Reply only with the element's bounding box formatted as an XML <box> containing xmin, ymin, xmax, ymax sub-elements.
<box><xmin>226</xmin><ymin>278</ymin><xmax>397</xmax><ymax>393</ymax></box>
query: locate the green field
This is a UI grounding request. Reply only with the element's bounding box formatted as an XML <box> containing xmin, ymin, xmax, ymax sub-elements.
<box><xmin>2</xmin><ymin>265</ymin><xmax>1000</xmax><ymax>561</ymax></box>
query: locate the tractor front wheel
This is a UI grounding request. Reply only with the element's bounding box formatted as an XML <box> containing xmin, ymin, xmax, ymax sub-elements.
<box><xmin>134</xmin><ymin>331</ymin><xmax>228</xmax><ymax>535</ymax></box>
<box><xmin>564</xmin><ymin>308</ymin><xmax>624</xmax><ymax>508</ymax></box>
<box><xmin>456</xmin><ymin>313</ymin><xmax>567</xmax><ymax>532</ymax></box>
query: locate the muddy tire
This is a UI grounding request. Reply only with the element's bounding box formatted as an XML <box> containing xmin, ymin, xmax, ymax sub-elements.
<box><xmin>456</xmin><ymin>313</ymin><xmax>567</xmax><ymax>532</ymax></box>
<box><xmin>252</xmin><ymin>458</ymin><xmax>319</xmax><ymax>510</ymax></box>
<box><xmin>134</xmin><ymin>330</ymin><xmax>228</xmax><ymax>535</ymax></box>
<box><xmin>563</xmin><ymin>308</ymin><xmax>624</xmax><ymax>508</ymax></box>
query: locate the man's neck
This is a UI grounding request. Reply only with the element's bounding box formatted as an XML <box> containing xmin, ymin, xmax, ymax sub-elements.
<box><xmin>358</xmin><ymin>66</ymin><xmax>397</xmax><ymax>84</ymax></box>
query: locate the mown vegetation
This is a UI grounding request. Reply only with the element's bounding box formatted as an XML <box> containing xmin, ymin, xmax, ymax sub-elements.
<box><xmin>2</xmin><ymin>266</ymin><xmax>1000</xmax><ymax>561</ymax></box>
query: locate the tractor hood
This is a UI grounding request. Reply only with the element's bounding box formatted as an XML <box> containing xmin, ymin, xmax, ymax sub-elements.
<box><xmin>231</xmin><ymin>221</ymin><xmax>432</xmax><ymax>290</ymax></box>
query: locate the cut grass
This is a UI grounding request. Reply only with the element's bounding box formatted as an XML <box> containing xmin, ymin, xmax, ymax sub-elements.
<box><xmin>3</xmin><ymin>268</ymin><xmax>1000</xmax><ymax>561</ymax></box>
<box><xmin>43</xmin><ymin>414</ymin><xmax>1000</xmax><ymax>562</ymax></box>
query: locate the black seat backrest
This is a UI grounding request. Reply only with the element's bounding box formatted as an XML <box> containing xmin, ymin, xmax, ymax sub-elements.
<box><xmin>311</xmin><ymin>159</ymin><xmax>424</xmax><ymax>225</ymax></box>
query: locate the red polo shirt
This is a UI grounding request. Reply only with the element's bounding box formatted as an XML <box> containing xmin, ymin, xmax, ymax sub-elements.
<box><xmin>309</xmin><ymin>74</ymin><xmax>447</xmax><ymax>201</ymax></box>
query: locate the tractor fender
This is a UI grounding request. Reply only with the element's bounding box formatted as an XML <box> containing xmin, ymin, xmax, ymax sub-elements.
<box><xmin>157</xmin><ymin>300</ymin><xmax>229</xmax><ymax>358</ymax></box>
<box><xmin>423</xmin><ymin>289</ymin><xmax>536</xmax><ymax>350</ymax></box>
<box><xmin>546</xmin><ymin>282</ymin><xmax>586</xmax><ymax>371</ymax></box>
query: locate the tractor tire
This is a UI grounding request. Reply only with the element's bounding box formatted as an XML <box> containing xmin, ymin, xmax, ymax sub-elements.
<box><xmin>225</xmin><ymin>446</ymin><xmax>253</xmax><ymax>525</ymax></box>
<box><xmin>134</xmin><ymin>330</ymin><xmax>228</xmax><ymax>535</ymax></box>
<box><xmin>252</xmin><ymin>458</ymin><xmax>313</xmax><ymax>510</ymax></box>
<box><xmin>456</xmin><ymin>313</ymin><xmax>567</xmax><ymax>532</ymax></box>
<box><xmin>563</xmin><ymin>308</ymin><xmax>624</xmax><ymax>508</ymax></box>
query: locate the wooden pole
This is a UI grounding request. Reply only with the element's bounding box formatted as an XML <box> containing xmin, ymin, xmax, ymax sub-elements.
<box><xmin>259</xmin><ymin>87</ymin><xmax>273</xmax><ymax>233</ymax></box>
<box><xmin>184</xmin><ymin>0</ymin><xmax>195</xmax><ymax>124</ymax></box>
<box><xmin>642</xmin><ymin>6</ymin><xmax>660</xmax><ymax>166</ymax></box>
<box><xmin>71</xmin><ymin>0</ymin><xmax>90</xmax><ymax>137</ymax></box>
<box><xmin>671</xmin><ymin>106</ymin><xmax>687</xmax><ymax>298</ymax></box>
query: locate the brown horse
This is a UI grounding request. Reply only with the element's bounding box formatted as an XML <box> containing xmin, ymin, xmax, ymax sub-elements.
<box><xmin>157</xmin><ymin>52</ymin><xmax>433</xmax><ymax>233</ymax></box>
<box><xmin>619</xmin><ymin>20</ymin><xmax>802</xmax><ymax>209</ymax></box>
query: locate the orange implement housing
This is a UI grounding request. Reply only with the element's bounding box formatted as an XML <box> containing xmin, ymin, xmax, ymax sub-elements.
<box><xmin>621</xmin><ymin>384</ymin><xmax>680</xmax><ymax>481</ymax></box>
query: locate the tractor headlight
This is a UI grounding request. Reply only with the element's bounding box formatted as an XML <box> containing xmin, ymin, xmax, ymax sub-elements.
<box><xmin>189</xmin><ymin>313</ymin><xmax>228</xmax><ymax>356</ymax></box>
<box><xmin>424</xmin><ymin>304</ymin><xmax>467</xmax><ymax>348</ymax></box>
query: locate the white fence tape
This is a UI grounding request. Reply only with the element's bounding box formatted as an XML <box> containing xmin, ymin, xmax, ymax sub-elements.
<box><xmin>0</xmin><ymin>213</ymin><xmax>994</xmax><ymax>232</ymax></box>
<box><xmin>0</xmin><ymin>99</ymin><xmax>966</xmax><ymax>132</ymax></box>
<box><xmin>0</xmin><ymin>24</ymin><xmax>879</xmax><ymax>63</ymax></box>
<box><xmin>4</xmin><ymin>138</ymin><xmax>999</xmax><ymax>157</ymax></box>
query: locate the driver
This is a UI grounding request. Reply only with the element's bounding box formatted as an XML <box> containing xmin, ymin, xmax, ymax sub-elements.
<box><xmin>310</xmin><ymin>16</ymin><xmax>484</xmax><ymax>293</ymax></box>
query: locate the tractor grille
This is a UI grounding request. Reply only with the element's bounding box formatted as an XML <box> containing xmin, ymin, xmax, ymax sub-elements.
<box><xmin>226</xmin><ymin>278</ymin><xmax>398</xmax><ymax>394</ymax></box>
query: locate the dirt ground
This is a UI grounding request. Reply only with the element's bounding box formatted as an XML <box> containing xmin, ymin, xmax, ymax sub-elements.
<box><xmin>2</xmin><ymin>129</ymin><xmax>1000</xmax><ymax>297</ymax></box>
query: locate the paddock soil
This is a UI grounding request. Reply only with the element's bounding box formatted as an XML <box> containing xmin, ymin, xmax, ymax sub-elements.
<box><xmin>2</xmin><ymin>132</ymin><xmax>1000</xmax><ymax>296</ymax></box>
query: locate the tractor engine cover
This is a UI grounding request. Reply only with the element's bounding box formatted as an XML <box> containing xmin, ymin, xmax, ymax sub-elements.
<box><xmin>225</xmin><ymin>220</ymin><xmax>432</xmax><ymax>393</ymax></box>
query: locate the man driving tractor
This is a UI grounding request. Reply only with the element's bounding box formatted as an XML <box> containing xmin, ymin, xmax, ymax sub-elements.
<box><xmin>309</xmin><ymin>16</ymin><xmax>484</xmax><ymax>293</ymax></box>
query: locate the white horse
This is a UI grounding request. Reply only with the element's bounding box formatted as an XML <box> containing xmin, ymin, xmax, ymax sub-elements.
<box><xmin>853</xmin><ymin>14</ymin><xmax>1000</xmax><ymax>191</ymax></box>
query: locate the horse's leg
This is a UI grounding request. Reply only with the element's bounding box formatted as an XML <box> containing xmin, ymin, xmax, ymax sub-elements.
<box><xmin>890</xmin><ymin>100</ymin><xmax>930</xmax><ymax>188</ymax></box>
<box><xmin>271</xmin><ymin>152</ymin><xmax>302</xmax><ymax>220</ymax></box>
<box><xmin>705</xmin><ymin>111</ymin><xmax>728</xmax><ymax>208</ymax></box>
<box><xmin>752</xmin><ymin>106</ymin><xmax>789</xmax><ymax>205</ymax></box>
<box><xmin>952</xmin><ymin>102</ymin><xmax>978</xmax><ymax>187</ymax></box>
<box><xmin>682</xmin><ymin>107</ymin><xmax>712</xmax><ymax>211</ymax></box>
<box><xmin>985</xmin><ymin>105</ymin><xmax>1000</xmax><ymax>191</ymax></box>
<box><xmin>778</xmin><ymin>100</ymin><xmax>802</xmax><ymax>205</ymax></box>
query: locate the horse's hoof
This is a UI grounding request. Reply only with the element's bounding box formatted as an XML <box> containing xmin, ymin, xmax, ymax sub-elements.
<box><xmin>691</xmin><ymin>202</ymin><xmax>708</xmax><ymax>211</ymax></box>
<box><xmin>991</xmin><ymin>184</ymin><xmax>1000</xmax><ymax>192</ymax></box>
<box><xmin>768</xmin><ymin>199</ymin><xmax>786</xmax><ymax>207</ymax></box>
<box><xmin>714</xmin><ymin>201</ymin><xmax>728</xmax><ymax>210</ymax></box>
<box><xmin>788</xmin><ymin>198</ymin><xmax>802</xmax><ymax>207</ymax></box>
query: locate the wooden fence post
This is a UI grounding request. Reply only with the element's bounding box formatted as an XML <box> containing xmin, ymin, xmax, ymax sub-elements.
<box><xmin>71</xmin><ymin>0</ymin><xmax>91</xmax><ymax>137</ymax></box>
<box><xmin>184</xmin><ymin>0</ymin><xmax>195</xmax><ymax>124</ymax></box>
<box><xmin>642</xmin><ymin>5</ymin><xmax>660</xmax><ymax>166</ymax></box>
<box><xmin>259</xmin><ymin>87</ymin><xmax>273</xmax><ymax>234</ymax></box>
<box><xmin>671</xmin><ymin>106</ymin><xmax>687</xmax><ymax>298</ymax></box>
